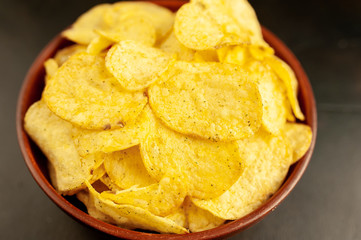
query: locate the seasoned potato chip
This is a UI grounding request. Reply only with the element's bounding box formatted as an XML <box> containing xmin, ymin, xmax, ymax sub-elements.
<box><xmin>264</xmin><ymin>56</ymin><xmax>305</xmax><ymax>120</ymax></box>
<box><xmin>284</xmin><ymin>123</ymin><xmax>312</xmax><ymax>163</ymax></box>
<box><xmin>149</xmin><ymin>61</ymin><xmax>262</xmax><ymax>141</ymax></box>
<box><xmin>100</xmin><ymin>174</ymin><xmax>122</xmax><ymax>192</ymax></box>
<box><xmin>101</xmin><ymin>175</ymin><xmax>187</xmax><ymax>216</ymax></box>
<box><xmin>159</xmin><ymin>30</ymin><xmax>195</xmax><ymax>61</ymax></box>
<box><xmin>44</xmin><ymin>58</ymin><xmax>58</xmax><ymax>83</ymax></box>
<box><xmin>43</xmin><ymin>52</ymin><xmax>147</xmax><ymax>130</ymax></box>
<box><xmin>140</xmin><ymin>117</ymin><xmax>243</xmax><ymax>199</ymax></box>
<box><xmin>72</xmin><ymin>105</ymin><xmax>151</xmax><ymax>156</ymax></box>
<box><xmin>97</xmin><ymin>13</ymin><xmax>156</xmax><ymax>46</ymax></box>
<box><xmin>111</xmin><ymin>1</ymin><xmax>174</xmax><ymax>42</ymax></box>
<box><xmin>54</xmin><ymin>44</ymin><xmax>87</xmax><ymax>66</ymax></box>
<box><xmin>103</xmin><ymin>146</ymin><xmax>156</xmax><ymax>189</ymax></box>
<box><xmin>24</xmin><ymin>101</ymin><xmax>103</xmax><ymax>194</ymax></box>
<box><xmin>86</xmin><ymin>182</ymin><xmax>189</xmax><ymax>234</ymax></box>
<box><xmin>106</xmin><ymin>40</ymin><xmax>174</xmax><ymax>91</ymax></box>
<box><xmin>62</xmin><ymin>4</ymin><xmax>111</xmax><ymax>45</ymax></box>
<box><xmin>174</xmin><ymin>2</ymin><xmax>223</xmax><ymax>50</ymax></box>
<box><xmin>192</xmin><ymin>129</ymin><xmax>292</xmax><ymax>219</ymax></box>
<box><xmin>184</xmin><ymin>198</ymin><xmax>225</xmax><ymax>232</ymax></box>
<box><xmin>165</xmin><ymin>205</ymin><xmax>188</xmax><ymax>229</ymax></box>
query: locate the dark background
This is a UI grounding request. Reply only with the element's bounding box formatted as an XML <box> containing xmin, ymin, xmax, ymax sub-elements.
<box><xmin>1</xmin><ymin>0</ymin><xmax>361</xmax><ymax>239</ymax></box>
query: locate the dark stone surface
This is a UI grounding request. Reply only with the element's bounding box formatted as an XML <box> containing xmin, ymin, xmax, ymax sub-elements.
<box><xmin>0</xmin><ymin>0</ymin><xmax>360</xmax><ymax>239</ymax></box>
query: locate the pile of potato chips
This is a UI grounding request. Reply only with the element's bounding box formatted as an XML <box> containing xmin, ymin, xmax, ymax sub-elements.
<box><xmin>24</xmin><ymin>0</ymin><xmax>312</xmax><ymax>234</ymax></box>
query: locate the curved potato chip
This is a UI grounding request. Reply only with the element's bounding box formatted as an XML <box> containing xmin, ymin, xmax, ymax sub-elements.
<box><xmin>165</xmin><ymin>205</ymin><xmax>188</xmax><ymax>229</ymax></box>
<box><xmin>184</xmin><ymin>198</ymin><xmax>225</xmax><ymax>232</ymax></box>
<box><xmin>86</xmin><ymin>35</ymin><xmax>113</xmax><ymax>55</ymax></box>
<box><xmin>140</xmin><ymin>117</ymin><xmax>243</xmax><ymax>199</ymax></box>
<box><xmin>103</xmin><ymin>146</ymin><xmax>156</xmax><ymax>189</ymax></box>
<box><xmin>264</xmin><ymin>55</ymin><xmax>305</xmax><ymax>120</ymax></box>
<box><xmin>284</xmin><ymin>123</ymin><xmax>312</xmax><ymax>164</ymax></box>
<box><xmin>97</xmin><ymin>13</ymin><xmax>156</xmax><ymax>46</ymax></box>
<box><xmin>86</xmin><ymin>182</ymin><xmax>188</xmax><ymax>234</ymax></box>
<box><xmin>44</xmin><ymin>58</ymin><xmax>58</xmax><ymax>83</ymax></box>
<box><xmin>159</xmin><ymin>30</ymin><xmax>195</xmax><ymax>61</ymax></box>
<box><xmin>149</xmin><ymin>61</ymin><xmax>262</xmax><ymax>141</ymax></box>
<box><xmin>192</xmin><ymin>129</ymin><xmax>293</xmax><ymax>220</ymax></box>
<box><xmin>111</xmin><ymin>1</ymin><xmax>174</xmax><ymax>42</ymax></box>
<box><xmin>62</xmin><ymin>4</ymin><xmax>111</xmax><ymax>45</ymax></box>
<box><xmin>24</xmin><ymin>101</ymin><xmax>104</xmax><ymax>194</ymax></box>
<box><xmin>106</xmin><ymin>40</ymin><xmax>174</xmax><ymax>91</ymax></box>
<box><xmin>101</xmin><ymin>176</ymin><xmax>187</xmax><ymax>216</ymax></box>
<box><xmin>72</xmin><ymin>106</ymin><xmax>152</xmax><ymax>156</ymax></box>
<box><xmin>193</xmin><ymin>49</ymin><xmax>218</xmax><ymax>62</ymax></box>
<box><xmin>174</xmin><ymin>2</ymin><xmax>223</xmax><ymax>50</ymax></box>
<box><xmin>43</xmin><ymin>52</ymin><xmax>147</xmax><ymax>130</ymax></box>
<box><xmin>100</xmin><ymin>174</ymin><xmax>122</xmax><ymax>192</ymax></box>
<box><xmin>54</xmin><ymin>44</ymin><xmax>87</xmax><ymax>66</ymax></box>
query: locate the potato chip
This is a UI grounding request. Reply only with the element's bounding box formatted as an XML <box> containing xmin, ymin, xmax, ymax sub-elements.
<box><xmin>284</xmin><ymin>123</ymin><xmax>312</xmax><ymax>164</ymax></box>
<box><xmin>159</xmin><ymin>30</ymin><xmax>195</xmax><ymax>61</ymax></box>
<box><xmin>72</xmin><ymin>105</ymin><xmax>151</xmax><ymax>156</ymax></box>
<box><xmin>174</xmin><ymin>2</ymin><xmax>223</xmax><ymax>50</ymax></box>
<box><xmin>24</xmin><ymin>101</ymin><xmax>104</xmax><ymax>194</ymax></box>
<box><xmin>101</xmin><ymin>174</ymin><xmax>187</xmax><ymax>216</ymax></box>
<box><xmin>149</xmin><ymin>61</ymin><xmax>262</xmax><ymax>141</ymax></box>
<box><xmin>165</xmin><ymin>205</ymin><xmax>188</xmax><ymax>229</ymax></box>
<box><xmin>140</xmin><ymin>117</ymin><xmax>243</xmax><ymax>199</ymax></box>
<box><xmin>103</xmin><ymin>146</ymin><xmax>156</xmax><ymax>189</ymax></box>
<box><xmin>106</xmin><ymin>40</ymin><xmax>175</xmax><ymax>91</ymax></box>
<box><xmin>86</xmin><ymin>182</ymin><xmax>189</xmax><ymax>234</ymax></box>
<box><xmin>100</xmin><ymin>174</ymin><xmax>122</xmax><ymax>192</ymax></box>
<box><xmin>97</xmin><ymin>13</ymin><xmax>156</xmax><ymax>46</ymax></box>
<box><xmin>43</xmin><ymin>52</ymin><xmax>147</xmax><ymax>130</ymax></box>
<box><xmin>193</xmin><ymin>49</ymin><xmax>219</xmax><ymax>62</ymax></box>
<box><xmin>62</xmin><ymin>4</ymin><xmax>111</xmax><ymax>45</ymax></box>
<box><xmin>110</xmin><ymin>2</ymin><xmax>174</xmax><ymax>42</ymax></box>
<box><xmin>77</xmin><ymin>190</ymin><xmax>118</xmax><ymax>225</ymax></box>
<box><xmin>264</xmin><ymin>56</ymin><xmax>305</xmax><ymax>120</ymax></box>
<box><xmin>192</xmin><ymin>129</ymin><xmax>293</xmax><ymax>219</ymax></box>
<box><xmin>86</xmin><ymin>35</ymin><xmax>113</xmax><ymax>55</ymax></box>
<box><xmin>44</xmin><ymin>58</ymin><xmax>58</xmax><ymax>83</ymax></box>
<box><xmin>184</xmin><ymin>198</ymin><xmax>225</xmax><ymax>232</ymax></box>
<box><xmin>54</xmin><ymin>44</ymin><xmax>87</xmax><ymax>66</ymax></box>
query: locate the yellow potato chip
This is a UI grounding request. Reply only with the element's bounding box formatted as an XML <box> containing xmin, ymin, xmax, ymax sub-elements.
<box><xmin>159</xmin><ymin>30</ymin><xmax>195</xmax><ymax>61</ymax></box>
<box><xmin>192</xmin><ymin>129</ymin><xmax>293</xmax><ymax>220</ymax></box>
<box><xmin>43</xmin><ymin>52</ymin><xmax>147</xmax><ymax>130</ymax></box>
<box><xmin>24</xmin><ymin>101</ymin><xmax>104</xmax><ymax>194</ymax></box>
<box><xmin>111</xmin><ymin>1</ymin><xmax>174</xmax><ymax>42</ymax></box>
<box><xmin>149</xmin><ymin>61</ymin><xmax>262</xmax><ymax>141</ymax></box>
<box><xmin>77</xmin><ymin>190</ymin><xmax>118</xmax><ymax>225</ymax></box>
<box><xmin>184</xmin><ymin>198</ymin><xmax>225</xmax><ymax>232</ymax></box>
<box><xmin>165</xmin><ymin>205</ymin><xmax>188</xmax><ymax>229</ymax></box>
<box><xmin>86</xmin><ymin>34</ymin><xmax>113</xmax><ymax>55</ymax></box>
<box><xmin>284</xmin><ymin>123</ymin><xmax>312</xmax><ymax>164</ymax></box>
<box><xmin>72</xmin><ymin>106</ymin><xmax>152</xmax><ymax>156</ymax></box>
<box><xmin>54</xmin><ymin>44</ymin><xmax>87</xmax><ymax>66</ymax></box>
<box><xmin>193</xmin><ymin>49</ymin><xmax>219</xmax><ymax>62</ymax></box>
<box><xmin>100</xmin><ymin>174</ymin><xmax>122</xmax><ymax>192</ymax></box>
<box><xmin>174</xmin><ymin>2</ymin><xmax>223</xmax><ymax>50</ymax></box>
<box><xmin>101</xmin><ymin>174</ymin><xmax>187</xmax><ymax>216</ymax></box>
<box><xmin>62</xmin><ymin>4</ymin><xmax>111</xmax><ymax>45</ymax></box>
<box><xmin>264</xmin><ymin>55</ymin><xmax>305</xmax><ymax>120</ymax></box>
<box><xmin>103</xmin><ymin>146</ymin><xmax>156</xmax><ymax>189</ymax></box>
<box><xmin>97</xmin><ymin>13</ymin><xmax>156</xmax><ymax>46</ymax></box>
<box><xmin>105</xmin><ymin>40</ymin><xmax>175</xmax><ymax>91</ymax></box>
<box><xmin>140</xmin><ymin>117</ymin><xmax>243</xmax><ymax>199</ymax></box>
<box><xmin>44</xmin><ymin>58</ymin><xmax>58</xmax><ymax>83</ymax></box>
<box><xmin>86</xmin><ymin>182</ymin><xmax>189</xmax><ymax>234</ymax></box>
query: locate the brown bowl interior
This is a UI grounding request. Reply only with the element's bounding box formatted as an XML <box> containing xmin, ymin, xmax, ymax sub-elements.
<box><xmin>16</xmin><ymin>1</ymin><xmax>317</xmax><ymax>239</ymax></box>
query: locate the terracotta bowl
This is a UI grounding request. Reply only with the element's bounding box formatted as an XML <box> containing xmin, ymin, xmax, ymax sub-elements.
<box><xmin>16</xmin><ymin>1</ymin><xmax>317</xmax><ymax>239</ymax></box>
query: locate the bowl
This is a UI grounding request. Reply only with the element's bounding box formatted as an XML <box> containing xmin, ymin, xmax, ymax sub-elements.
<box><xmin>16</xmin><ymin>1</ymin><xmax>317</xmax><ymax>239</ymax></box>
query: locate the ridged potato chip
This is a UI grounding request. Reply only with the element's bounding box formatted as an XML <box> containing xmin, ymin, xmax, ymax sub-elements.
<box><xmin>264</xmin><ymin>55</ymin><xmax>305</xmax><ymax>120</ymax></box>
<box><xmin>184</xmin><ymin>198</ymin><xmax>225</xmax><ymax>232</ymax></box>
<box><xmin>140</xmin><ymin>117</ymin><xmax>243</xmax><ymax>199</ymax></box>
<box><xmin>62</xmin><ymin>4</ymin><xmax>111</xmax><ymax>45</ymax></box>
<box><xmin>103</xmin><ymin>146</ymin><xmax>156</xmax><ymax>189</ymax></box>
<box><xmin>149</xmin><ymin>61</ymin><xmax>262</xmax><ymax>141</ymax></box>
<box><xmin>24</xmin><ymin>101</ymin><xmax>104</xmax><ymax>194</ymax></box>
<box><xmin>159</xmin><ymin>30</ymin><xmax>195</xmax><ymax>61</ymax></box>
<box><xmin>43</xmin><ymin>52</ymin><xmax>147</xmax><ymax>130</ymax></box>
<box><xmin>86</xmin><ymin>182</ymin><xmax>189</xmax><ymax>234</ymax></box>
<box><xmin>284</xmin><ymin>123</ymin><xmax>312</xmax><ymax>163</ymax></box>
<box><xmin>72</xmin><ymin>106</ymin><xmax>151</xmax><ymax>156</ymax></box>
<box><xmin>106</xmin><ymin>40</ymin><xmax>175</xmax><ymax>91</ymax></box>
<box><xmin>192</xmin><ymin>129</ymin><xmax>293</xmax><ymax>220</ymax></box>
